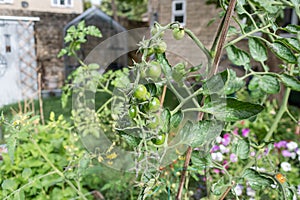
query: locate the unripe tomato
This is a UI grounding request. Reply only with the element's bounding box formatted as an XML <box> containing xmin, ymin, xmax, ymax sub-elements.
<box><xmin>148</xmin><ymin>97</ymin><xmax>160</xmax><ymax>112</ymax></box>
<box><xmin>147</xmin><ymin>61</ymin><xmax>162</xmax><ymax>80</ymax></box>
<box><xmin>154</xmin><ymin>41</ymin><xmax>167</xmax><ymax>54</ymax></box>
<box><xmin>151</xmin><ymin>133</ymin><xmax>166</xmax><ymax>145</ymax></box>
<box><xmin>147</xmin><ymin>115</ymin><xmax>160</xmax><ymax>129</ymax></box>
<box><xmin>128</xmin><ymin>105</ymin><xmax>138</xmax><ymax>118</ymax></box>
<box><xmin>172</xmin><ymin>28</ymin><xmax>185</xmax><ymax>40</ymax></box>
<box><xmin>172</xmin><ymin>63</ymin><xmax>186</xmax><ymax>82</ymax></box>
<box><xmin>146</xmin><ymin>47</ymin><xmax>155</xmax><ymax>56</ymax></box>
<box><xmin>133</xmin><ymin>84</ymin><xmax>148</xmax><ymax>101</ymax></box>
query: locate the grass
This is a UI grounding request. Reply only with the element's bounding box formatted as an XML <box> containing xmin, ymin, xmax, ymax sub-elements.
<box><xmin>0</xmin><ymin>96</ymin><xmax>72</xmax><ymax>121</ymax></box>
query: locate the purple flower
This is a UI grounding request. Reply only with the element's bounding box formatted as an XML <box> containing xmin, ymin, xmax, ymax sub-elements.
<box><xmin>282</xmin><ymin>150</ymin><xmax>292</xmax><ymax>157</ymax></box>
<box><xmin>233</xmin><ymin>128</ymin><xmax>239</xmax><ymax>135</ymax></box>
<box><xmin>250</xmin><ymin>151</ymin><xmax>256</xmax><ymax>157</ymax></box>
<box><xmin>222</xmin><ymin>133</ymin><xmax>231</xmax><ymax>146</ymax></box>
<box><xmin>297</xmin><ymin>185</ymin><xmax>300</xmax><ymax>195</ymax></box>
<box><xmin>242</xmin><ymin>128</ymin><xmax>250</xmax><ymax>137</ymax></box>
<box><xmin>211</xmin><ymin>145</ymin><xmax>220</xmax><ymax>152</ymax></box>
<box><xmin>230</xmin><ymin>153</ymin><xmax>238</xmax><ymax>162</ymax></box>
<box><xmin>274</xmin><ymin>141</ymin><xmax>287</xmax><ymax>149</ymax></box>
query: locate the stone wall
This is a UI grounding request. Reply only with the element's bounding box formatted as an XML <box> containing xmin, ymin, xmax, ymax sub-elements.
<box><xmin>0</xmin><ymin>9</ymin><xmax>78</xmax><ymax>90</ymax></box>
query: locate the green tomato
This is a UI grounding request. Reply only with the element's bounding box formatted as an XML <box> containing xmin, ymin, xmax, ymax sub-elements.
<box><xmin>154</xmin><ymin>41</ymin><xmax>167</xmax><ymax>54</ymax></box>
<box><xmin>146</xmin><ymin>47</ymin><xmax>155</xmax><ymax>56</ymax></box>
<box><xmin>172</xmin><ymin>28</ymin><xmax>185</xmax><ymax>40</ymax></box>
<box><xmin>147</xmin><ymin>115</ymin><xmax>160</xmax><ymax>129</ymax></box>
<box><xmin>151</xmin><ymin>133</ymin><xmax>166</xmax><ymax>145</ymax></box>
<box><xmin>147</xmin><ymin>61</ymin><xmax>162</xmax><ymax>80</ymax></box>
<box><xmin>128</xmin><ymin>105</ymin><xmax>138</xmax><ymax>118</ymax></box>
<box><xmin>172</xmin><ymin>63</ymin><xmax>186</xmax><ymax>82</ymax></box>
<box><xmin>133</xmin><ymin>84</ymin><xmax>148</xmax><ymax>101</ymax></box>
<box><xmin>148</xmin><ymin>97</ymin><xmax>160</xmax><ymax>112</ymax></box>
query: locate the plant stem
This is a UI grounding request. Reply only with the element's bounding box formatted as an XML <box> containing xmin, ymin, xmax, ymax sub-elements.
<box><xmin>263</xmin><ymin>87</ymin><xmax>290</xmax><ymax>142</ymax></box>
<box><xmin>224</xmin><ymin>24</ymin><xmax>272</xmax><ymax>48</ymax></box>
<box><xmin>184</xmin><ymin>29</ymin><xmax>212</xmax><ymax>61</ymax></box>
<box><xmin>210</xmin><ymin>0</ymin><xmax>237</xmax><ymax>76</ymax></box>
<box><xmin>31</xmin><ymin>138</ymin><xmax>88</xmax><ymax>200</ymax></box>
<box><xmin>4</xmin><ymin>171</ymin><xmax>57</xmax><ymax>200</ymax></box>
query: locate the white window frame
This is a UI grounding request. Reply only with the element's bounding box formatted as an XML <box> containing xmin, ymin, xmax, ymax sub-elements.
<box><xmin>172</xmin><ymin>0</ymin><xmax>186</xmax><ymax>26</ymax></box>
<box><xmin>51</xmin><ymin>0</ymin><xmax>73</xmax><ymax>8</ymax></box>
<box><xmin>0</xmin><ymin>0</ymin><xmax>13</xmax><ymax>4</ymax></box>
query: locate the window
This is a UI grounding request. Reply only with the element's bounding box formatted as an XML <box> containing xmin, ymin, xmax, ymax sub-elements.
<box><xmin>172</xmin><ymin>0</ymin><xmax>186</xmax><ymax>26</ymax></box>
<box><xmin>279</xmin><ymin>8</ymin><xmax>299</xmax><ymax>37</ymax></box>
<box><xmin>0</xmin><ymin>0</ymin><xmax>13</xmax><ymax>4</ymax></box>
<box><xmin>52</xmin><ymin>0</ymin><xmax>73</xmax><ymax>7</ymax></box>
<box><xmin>4</xmin><ymin>34</ymin><xmax>11</xmax><ymax>53</ymax></box>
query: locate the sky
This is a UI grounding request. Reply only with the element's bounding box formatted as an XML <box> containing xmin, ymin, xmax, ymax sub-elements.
<box><xmin>90</xmin><ymin>0</ymin><xmax>102</xmax><ymax>5</ymax></box>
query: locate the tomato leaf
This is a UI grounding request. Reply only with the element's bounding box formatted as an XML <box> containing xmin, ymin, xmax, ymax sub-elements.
<box><xmin>226</xmin><ymin>45</ymin><xmax>251</xmax><ymax>70</ymax></box>
<box><xmin>282</xmin><ymin>24</ymin><xmax>300</xmax><ymax>34</ymax></box>
<box><xmin>249</xmin><ymin>37</ymin><xmax>267</xmax><ymax>62</ymax></box>
<box><xmin>269</xmin><ymin>41</ymin><xmax>297</xmax><ymax>64</ymax></box>
<box><xmin>279</xmin><ymin>74</ymin><xmax>300</xmax><ymax>91</ymax></box>
<box><xmin>170</xmin><ymin>111</ymin><xmax>183</xmax><ymax>129</ymax></box>
<box><xmin>203</xmin><ymin>70</ymin><xmax>228</xmax><ymax>95</ymax></box>
<box><xmin>242</xmin><ymin>168</ymin><xmax>274</xmax><ymax>190</ymax></box>
<box><xmin>177</xmin><ymin>120</ymin><xmax>223</xmax><ymax>147</ymax></box>
<box><xmin>160</xmin><ymin>108</ymin><xmax>171</xmax><ymax>133</ymax></box>
<box><xmin>236</xmin><ymin>139</ymin><xmax>250</xmax><ymax>159</ymax></box>
<box><xmin>202</xmin><ymin>98</ymin><xmax>264</xmax><ymax>122</ymax></box>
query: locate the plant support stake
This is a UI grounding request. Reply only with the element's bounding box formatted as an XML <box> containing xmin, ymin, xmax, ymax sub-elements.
<box><xmin>175</xmin><ymin>0</ymin><xmax>237</xmax><ymax>199</ymax></box>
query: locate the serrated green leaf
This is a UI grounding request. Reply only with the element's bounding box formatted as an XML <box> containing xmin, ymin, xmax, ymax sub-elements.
<box><xmin>170</xmin><ymin>111</ymin><xmax>183</xmax><ymax>129</ymax></box>
<box><xmin>211</xmin><ymin>177</ymin><xmax>225</xmax><ymax>196</ymax></box>
<box><xmin>269</xmin><ymin>41</ymin><xmax>297</xmax><ymax>63</ymax></box>
<box><xmin>156</xmin><ymin>53</ymin><xmax>172</xmax><ymax>78</ymax></box>
<box><xmin>160</xmin><ymin>109</ymin><xmax>171</xmax><ymax>133</ymax></box>
<box><xmin>226</xmin><ymin>45</ymin><xmax>251</xmax><ymax>70</ymax></box>
<box><xmin>249</xmin><ymin>37</ymin><xmax>267</xmax><ymax>62</ymax></box>
<box><xmin>119</xmin><ymin>131</ymin><xmax>141</xmax><ymax>147</ymax></box>
<box><xmin>249</xmin><ymin>75</ymin><xmax>281</xmax><ymax>94</ymax></box>
<box><xmin>203</xmin><ymin>70</ymin><xmax>228</xmax><ymax>95</ymax></box>
<box><xmin>2</xmin><ymin>179</ymin><xmax>18</xmax><ymax>191</ymax></box>
<box><xmin>236</xmin><ymin>139</ymin><xmax>250</xmax><ymax>159</ymax></box>
<box><xmin>191</xmin><ymin>154</ymin><xmax>212</xmax><ymax>169</ymax></box>
<box><xmin>14</xmin><ymin>189</ymin><xmax>25</xmax><ymax>200</ymax></box>
<box><xmin>202</xmin><ymin>98</ymin><xmax>264</xmax><ymax>122</ymax></box>
<box><xmin>281</xmin><ymin>38</ymin><xmax>300</xmax><ymax>53</ymax></box>
<box><xmin>224</xmin><ymin>69</ymin><xmax>245</xmax><ymax>95</ymax></box>
<box><xmin>177</xmin><ymin>120</ymin><xmax>223</xmax><ymax>147</ymax></box>
<box><xmin>282</xmin><ymin>24</ymin><xmax>300</xmax><ymax>34</ymax></box>
<box><xmin>242</xmin><ymin>168</ymin><xmax>274</xmax><ymax>190</ymax></box>
<box><xmin>279</xmin><ymin>74</ymin><xmax>300</xmax><ymax>91</ymax></box>
<box><xmin>7</xmin><ymin>136</ymin><xmax>17</xmax><ymax>163</ymax></box>
<box><xmin>22</xmin><ymin>168</ymin><xmax>32</xmax><ymax>179</ymax></box>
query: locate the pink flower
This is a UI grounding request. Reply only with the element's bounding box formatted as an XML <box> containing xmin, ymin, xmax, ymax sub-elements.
<box><xmin>233</xmin><ymin>128</ymin><xmax>239</xmax><ymax>135</ymax></box>
<box><xmin>282</xmin><ymin>150</ymin><xmax>292</xmax><ymax>157</ymax></box>
<box><xmin>211</xmin><ymin>145</ymin><xmax>220</xmax><ymax>152</ymax></box>
<box><xmin>222</xmin><ymin>133</ymin><xmax>231</xmax><ymax>146</ymax></box>
<box><xmin>230</xmin><ymin>153</ymin><xmax>238</xmax><ymax>162</ymax></box>
<box><xmin>274</xmin><ymin>141</ymin><xmax>287</xmax><ymax>148</ymax></box>
<box><xmin>242</xmin><ymin>128</ymin><xmax>250</xmax><ymax>137</ymax></box>
<box><xmin>213</xmin><ymin>169</ymin><xmax>220</xmax><ymax>174</ymax></box>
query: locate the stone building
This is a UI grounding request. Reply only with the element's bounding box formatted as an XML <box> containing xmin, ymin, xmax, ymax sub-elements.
<box><xmin>0</xmin><ymin>0</ymin><xmax>83</xmax><ymax>106</ymax></box>
<box><xmin>148</xmin><ymin>0</ymin><xmax>222</xmax><ymax>68</ymax></box>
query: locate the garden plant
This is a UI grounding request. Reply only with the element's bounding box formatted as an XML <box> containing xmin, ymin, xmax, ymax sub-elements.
<box><xmin>1</xmin><ymin>0</ymin><xmax>300</xmax><ymax>199</ymax></box>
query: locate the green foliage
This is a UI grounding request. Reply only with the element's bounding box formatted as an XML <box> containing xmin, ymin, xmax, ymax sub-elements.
<box><xmin>99</xmin><ymin>0</ymin><xmax>148</xmax><ymax>21</ymax></box>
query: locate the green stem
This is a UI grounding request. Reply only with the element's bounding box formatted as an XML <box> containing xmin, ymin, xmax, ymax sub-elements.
<box><xmin>184</xmin><ymin>29</ymin><xmax>212</xmax><ymax>61</ymax></box>
<box><xmin>224</xmin><ymin>24</ymin><xmax>272</xmax><ymax>48</ymax></box>
<box><xmin>263</xmin><ymin>88</ymin><xmax>290</xmax><ymax>142</ymax></box>
<box><xmin>31</xmin><ymin>138</ymin><xmax>88</xmax><ymax>200</ymax></box>
<box><xmin>3</xmin><ymin>171</ymin><xmax>57</xmax><ymax>200</ymax></box>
